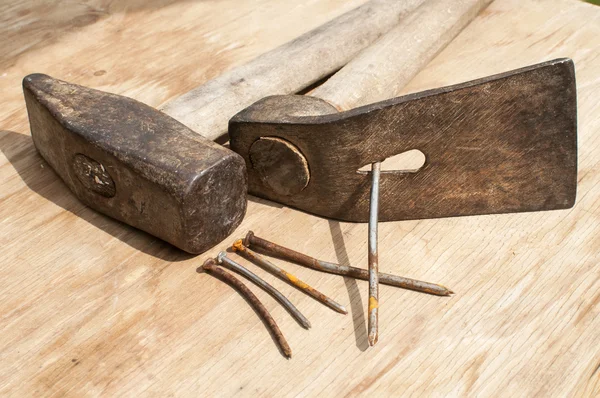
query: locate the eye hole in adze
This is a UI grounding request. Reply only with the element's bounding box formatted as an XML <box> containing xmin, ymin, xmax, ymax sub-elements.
<box><xmin>357</xmin><ymin>149</ymin><xmax>426</xmax><ymax>174</ymax></box>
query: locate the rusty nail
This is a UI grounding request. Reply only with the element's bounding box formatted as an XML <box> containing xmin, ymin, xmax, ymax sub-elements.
<box><xmin>368</xmin><ymin>161</ymin><xmax>380</xmax><ymax>346</ymax></box>
<box><xmin>243</xmin><ymin>231</ymin><xmax>454</xmax><ymax>297</ymax></box>
<box><xmin>216</xmin><ymin>252</ymin><xmax>311</xmax><ymax>329</ymax></box>
<box><xmin>232</xmin><ymin>240</ymin><xmax>348</xmax><ymax>315</ymax></box>
<box><xmin>201</xmin><ymin>258</ymin><xmax>292</xmax><ymax>359</ymax></box>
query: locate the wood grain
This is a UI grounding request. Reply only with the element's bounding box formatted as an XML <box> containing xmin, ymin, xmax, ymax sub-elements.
<box><xmin>1</xmin><ymin>0</ymin><xmax>599</xmax><ymax>396</ymax></box>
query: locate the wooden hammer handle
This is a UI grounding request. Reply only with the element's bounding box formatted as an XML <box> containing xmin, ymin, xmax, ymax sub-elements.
<box><xmin>159</xmin><ymin>0</ymin><xmax>426</xmax><ymax>142</ymax></box>
<box><xmin>310</xmin><ymin>0</ymin><xmax>493</xmax><ymax>111</ymax></box>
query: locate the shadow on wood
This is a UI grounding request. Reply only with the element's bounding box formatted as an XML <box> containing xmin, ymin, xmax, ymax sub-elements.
<box><xmin>0</xmin><ymin>130</ymin><xmax>193</xmax><ymax>262</ymax></box>
<box><xmin>0</xmin><ymin>0</ymin><xmax>201</xmax><ymax>69</ymax></box>
<box><xmin>329</xmin><ymin>220</ymin><xmax>369</xmax><ymax>351</ymax></box>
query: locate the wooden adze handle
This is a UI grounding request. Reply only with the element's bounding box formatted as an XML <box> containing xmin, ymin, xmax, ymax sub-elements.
<box><xmin>159</xmin><ymin>0</ymin><xmax>426</xmax><ymax>142</ymax></box>
<box><xmin>310</xmin><ymin>0</ymin><xmax>494</xmax><ymax>111</ymax></box>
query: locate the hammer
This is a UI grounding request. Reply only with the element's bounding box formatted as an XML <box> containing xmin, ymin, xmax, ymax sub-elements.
<box><xmin>22</xmin><ymin>0</ymin><xmax>425</xmax><ymax>254</ymax></box>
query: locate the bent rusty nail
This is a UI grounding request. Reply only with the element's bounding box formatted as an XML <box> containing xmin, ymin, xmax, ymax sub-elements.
<box><xmin>216</xmin><ymin>251</ymin><xmax>311</xmax><ymax>329</ymax></box>
<box><xmin>368</xmin><ymin>161</ymin><xmax>380</xmax><ymax>346</ymax></box>
<box><xmin>201</xmin><ymin>259</ymin><xmax>292</xmax><ymax>359</ymax></box>
<box><xmin>232</xmin><ymin>240</ymin><xmax>348</xmax><ymax>315</ymax></box>
<box><xmin>243</xmin><ymin>231</ymin><xmax>454</xmax><ymax>297</ymax></box>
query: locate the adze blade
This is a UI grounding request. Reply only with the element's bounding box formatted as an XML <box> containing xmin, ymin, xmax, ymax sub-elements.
<box><xmin>229</xmin><ymin>58</ymin><xmax>577</xmax><ymax>222</ymax></box>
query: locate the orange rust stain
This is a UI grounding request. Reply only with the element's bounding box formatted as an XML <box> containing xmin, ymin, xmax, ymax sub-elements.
<box><xmin>232</xmin><ymin>239</ymin><xmax>245</xmax><ymax>252</ymax></box>
<box><xmin>369</xmin><ymin>296</ymin><xmax>379</xmax><ymax>310</ymax></box>
<box><xmin>285</xmin><ymin>272</ymin><xmax>309</xmax><ymax>289</ymax></box>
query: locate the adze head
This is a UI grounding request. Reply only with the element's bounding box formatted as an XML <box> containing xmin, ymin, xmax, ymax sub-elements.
<box><xmin>23</xmin><ymin>74</ymin><xmax>247</xmax><ymax>254</ymax></box>
<box><xmin>229</xmin><ymin>59</ymin><xmax>578</xmax><ymax>222</ymax></box>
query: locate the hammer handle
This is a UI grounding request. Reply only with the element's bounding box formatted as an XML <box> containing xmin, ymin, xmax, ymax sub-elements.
<box><xmin>310</xmin><ymin>0</ymin><xmax>493</xmax><ymax>111</ymax></box>
<box><xmin>159</xmin><ymin>0</ymin><xmax>426</xmax><ymax>142</ymax></box>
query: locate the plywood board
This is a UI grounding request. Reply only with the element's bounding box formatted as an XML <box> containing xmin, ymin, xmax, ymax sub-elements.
<box><xmin>0</xmin><ymin>0</ymin><xmax>599</xmax><ymax>396</ymax></box>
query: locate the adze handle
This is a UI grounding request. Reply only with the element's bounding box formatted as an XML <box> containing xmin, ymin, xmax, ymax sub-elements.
<box><xmin>159</xmin><ymin>0</ymin><xmax>426</xmax><ymax>142</ymax></box>
<box><xmin>309</xmin><ymin>0</ymin><xmax>494</xmax><ymax>111</ymax></box>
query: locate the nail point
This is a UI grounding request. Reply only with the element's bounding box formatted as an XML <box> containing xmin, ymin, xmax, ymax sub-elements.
<box><xmin>368</xmin><ymin>333</ymin><xmax>379</xmax><ymax>346</ymax></box>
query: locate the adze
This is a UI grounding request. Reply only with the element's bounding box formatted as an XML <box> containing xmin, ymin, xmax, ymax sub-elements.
<box><xmin>22</xmin><ymin>0</ymin><xmax>425</xmax><ymax>254</ymax></box>
<box><xmin>233</xmin><ymin>0</ymin><xmax>497</xmax><ymax>346</ymax></box>
<box><xmin>229</xmin><ymin>0</ymin><xmax>576</xmax><ymax>345</ymax></box>
<box><xmin>229</xmin><ymin>4</ymin><xmax>577</xmax><ymax>223</ymax></box>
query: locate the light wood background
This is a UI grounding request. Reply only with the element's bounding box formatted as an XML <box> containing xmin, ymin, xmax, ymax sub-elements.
<box><xmin>1</xmin><ymin>0</ymin><xmax>599</xmax><ymax>396</ymax></box>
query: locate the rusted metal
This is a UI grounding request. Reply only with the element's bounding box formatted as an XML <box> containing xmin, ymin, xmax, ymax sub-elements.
<box><xmin>244</xmin><ymin>231</ymin><xmax>454</xmax><ymax>296</ymax></box>
<box><xmin>216</xmin><ymin>252</ymin><xmax>311</xmax><ymax>329</ymax></box>
<box><xmin>249</xmin><ymin>137</ymin><xmax>310</xmax><ymax>196</ymax></box>
<box><xmin>201</xmin><ymin>259</ymin><xmax>292</xmax><ymax>359</ymax></box>
<box><xmin>232</xmin><ymin>240</ymin><xmax>348</xmax><ymax>314</ymax></box>
<box><xmin>229</xmin><ymin>59</ymin><xmax>577</xmax><ymax>222</ymax></box>
<box><xmin>368</xmin><ymin>161</ymin><xmax>381</xmax><ymax>346</ymax></box>
<box><xmin>23</xmin><ymin>74</ymin><xmax>247</xmax><ymax>254</ymax></box>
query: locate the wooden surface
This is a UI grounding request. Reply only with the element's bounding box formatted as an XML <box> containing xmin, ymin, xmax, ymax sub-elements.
<box><xmin>0</xmin><ymin>0</ymin><xmax>599</xmax><ymax>396</ymax></box>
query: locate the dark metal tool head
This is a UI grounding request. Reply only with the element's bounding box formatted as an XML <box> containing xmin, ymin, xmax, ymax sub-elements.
<box><xmin>23</xmin><ymin>74</ymin><xmax>247</xmax><ymax>253</ymax></box>
<box><xmin>229</xmin><ymin>59</ymin><xmax>577</xmax><ymax>222</ymax></box>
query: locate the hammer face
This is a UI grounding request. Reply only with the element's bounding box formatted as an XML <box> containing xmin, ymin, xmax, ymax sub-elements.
<box><xmin>23</xmin><ymin>74</ymin><xmax>247</xmax><ymax>254</ymax></box>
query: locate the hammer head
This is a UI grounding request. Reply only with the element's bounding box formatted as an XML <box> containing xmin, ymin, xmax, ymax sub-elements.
<box><xmin>23</xmin><ymin>74</ymin><xmax>247</xmax><ymax>254</ymax></box>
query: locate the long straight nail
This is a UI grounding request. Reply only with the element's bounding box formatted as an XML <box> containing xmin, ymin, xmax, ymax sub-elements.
<box><xmin>201</xmin><ymin>259</ymin><xmax>292</xmax><ymax>359</ymax></box>
<box><xmin>367</xmin><ymin>161</ymin><xmax>380</xmax><ymax>346</ymax></box>
<box><xmin>244</xmin><ymin>231</ymin><xmax>454</xmax><ymax>297</ymax></box>
<box><xmin>217</xmin><ymin>252</ymin><xmax>311</xmax><ymax>329</ymax></box>
<box><xmin>232</xmin><ymin>240</ymin><xmax>348</xmax><ymax>315</ymax></box>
